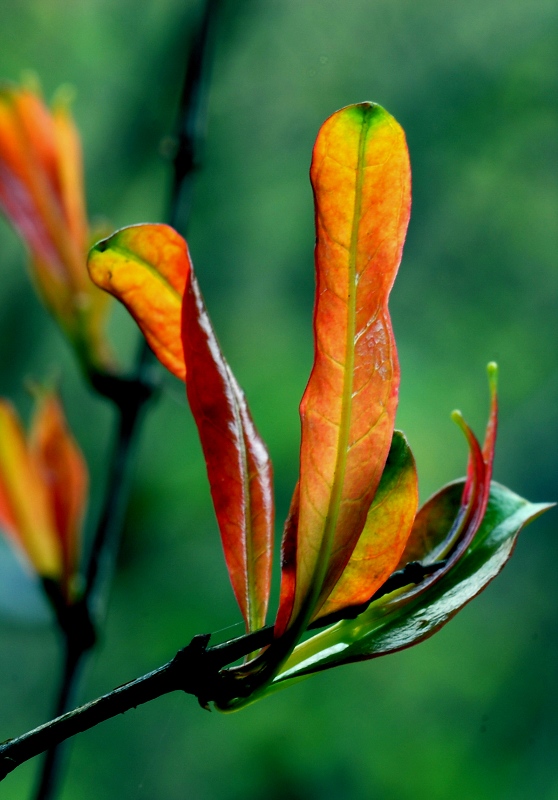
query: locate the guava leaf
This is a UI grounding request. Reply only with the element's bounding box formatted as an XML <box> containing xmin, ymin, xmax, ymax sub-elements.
<box><xmin>270</xmin><ymin>482</ymin><xmax>551</xmax><ymax>686</ymax></box>
<box><xmin>88</xmin><ymin>223</ymin><xmax>189</xmax><ymax>379</ymax></box>
<box><xmin>277</xmin><ymin>102</ymin><xmax>411</xmax><ymax>633</ymax></box>
<box><xmin>182</xmin><ymin>270</ymin><xmax>274</xmax><ymax>633</ymax></box>
<box><xmin>314</xmin><ymin>431</ymin><xmax>418</xmax><ymax>621</ymax></box>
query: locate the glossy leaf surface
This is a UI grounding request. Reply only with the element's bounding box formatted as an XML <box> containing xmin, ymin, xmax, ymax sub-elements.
<box><xmin>88</xmin><ymin>224</ymin><xmax>189</xmax><ymax>380</ymax></box>
<box><xmin>182</xmin><ymin>270</ymin><xmax>274</xmax><ymax>632</ymax></box>
<box><xmin>314</xmin><ymin>431</ymin><xmax>418</xmax><ymax>621</ymax></box>
<box><xmin>278</xmin><ymin>102</ymin><xmax>411</xmax><ymax>631</ymax></box>
<box><xmin>271</xmin><ymin>482</ymin><xmax>551</xmax><ymax>686</ymax></box>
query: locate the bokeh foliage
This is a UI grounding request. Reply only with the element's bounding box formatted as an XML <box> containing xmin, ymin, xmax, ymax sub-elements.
<box><xmin>0</xmin><ymin>0</ymin><xmax>556</xmax><ymax>798</ymax></box>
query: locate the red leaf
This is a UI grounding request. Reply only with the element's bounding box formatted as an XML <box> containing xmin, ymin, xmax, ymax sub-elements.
<box><xmin>182</xmin><ymin>270</ymin><xmax>274</xmax><ymax>633</ymax></box>
<box><xmin>274</xmin><ymin>483</ymin><xmax>300</xmax><ymax>636</ymax></box>
<box><xmin>395</xmin><ymin>366</ymin><xmax>498</xmax><ymax>601</ymax></box>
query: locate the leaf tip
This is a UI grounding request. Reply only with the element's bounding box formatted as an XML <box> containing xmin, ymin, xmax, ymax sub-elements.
<box><xmin>89</xmin><ymin>236</ymin><xmax>108</xmax><ymax>255</ymax></box>
<box><xmin>450</xmin><ymin>409</ymin><xmax>464</xmax><ymax>427</ymax></box>
<box><xmin>487</xmin><ymin>361</ymin><xmax>498</xmax><ymax>395</ymax></box>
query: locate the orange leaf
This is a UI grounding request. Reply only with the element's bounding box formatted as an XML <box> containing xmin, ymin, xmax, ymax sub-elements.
<box><xmin>0</xmin><ymin>80</ymin><xmax>112</xmax><ymax>368</ymax></box>
<box><xmin>0</xmin><ymin>392</ymin><xmax>87</xmax><ymax>596</ymax></box>
<box><xmin>0</xmin><ymin>84</ymin><xmax>66</xmax><ymax>277</ymax></box>
<box><xmin>52</xmin><ymin>92</ymin><xmax>89</xmax><ymax>272</ymax></box>
<box><xmin>314</xmin><ymin>431</ymin><xmax>418</xmax><ymax>621</ymax></box>
<box><xmin>0</xmin><ymin>400</ymin><xmax>60</xmax><ymax>578</ymax></box>
<box><xmin>88</xmin><ymin>224</ymin><xmax>189</xmax><ymax>380</ymax></box>
<box><xmin>30</xmin><ymin>390</ymin><xmax>88</xmax><ymax>592</ymax></box>
<box><xmin>277</xmin><ymin>103</ymin><xmax>411</xmax><ymax>632</ymax></box>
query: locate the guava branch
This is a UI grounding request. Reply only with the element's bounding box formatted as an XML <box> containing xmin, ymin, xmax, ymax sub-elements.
<box><xmin>0</xmin><ymin>559</ymin><xmax>447</xmax><ymax>782</ymax></box>
<box><xmin>0</xmin><ymin>627</ymin><xmax>267</xmax><ymax>782</ymax></box>
<box><xmin>32</xmin><ymin>3</ymin><xmax>222</xmax><ymax>798</ymax></box>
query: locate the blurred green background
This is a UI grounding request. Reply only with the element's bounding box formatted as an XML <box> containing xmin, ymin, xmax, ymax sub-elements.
<box><xmin>0</xmin><ymin>0</ymin><xmax>557</xmax><ymax>798</ymax></box>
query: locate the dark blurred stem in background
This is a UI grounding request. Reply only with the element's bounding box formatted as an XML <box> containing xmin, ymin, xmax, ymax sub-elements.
<box><xmin>32</xmin><ymin>2</ymin><xmax>221</xmax><ymax>798</ymax></box>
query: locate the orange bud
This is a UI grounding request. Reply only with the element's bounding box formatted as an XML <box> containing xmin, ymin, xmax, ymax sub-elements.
<box><xmin>0</xmin><ymin>79</ymin><xmax>111</xmax><ymax>369</ymax></box>
<box><xmin>0</xmin><ymin>391</ymin><xmax>87</xmax><ymax>599</ymax></box>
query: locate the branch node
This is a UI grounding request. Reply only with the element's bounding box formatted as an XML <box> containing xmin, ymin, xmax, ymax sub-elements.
<box><xmin>170</xmin><ymin>634</ymin><xmax>215</xmax><ymax>708</ymax></box>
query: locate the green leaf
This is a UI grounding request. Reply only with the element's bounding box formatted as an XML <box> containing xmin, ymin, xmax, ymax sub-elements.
<box><xmin>267</xmin><ymin>481</ymin><xmax>551</xmax><ymax>689</ymax></box>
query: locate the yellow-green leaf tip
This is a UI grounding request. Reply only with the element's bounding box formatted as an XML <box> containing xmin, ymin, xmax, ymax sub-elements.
<box><xmin>487</xmin><ymin>361</ymin><xmax>498</xmax><ymax>395</ymax></box>
<box><xmin>451</xmin><ymin>409</ymin><xmax>467</xmax><ymax>433</ymax></box>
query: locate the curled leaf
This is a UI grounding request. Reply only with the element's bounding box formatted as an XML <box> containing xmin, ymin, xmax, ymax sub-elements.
<box><xmin>89</xmin><ymin>220</ymin><xmax>274</xmax><ymax>630</ymax></box>
<box><xmin>88</xmin><ymin>223</ymin><xmax>189</xmax><ymax>379</ymax></box>
<box><xmin>269</xmin><ymin>482</ymin><xmax>552</xmax><ymax>686</ymax></box>
<box><xmin>395</xmin><ymin>364</ymin><xmax>499</xmax><ymax>602</ymax></box>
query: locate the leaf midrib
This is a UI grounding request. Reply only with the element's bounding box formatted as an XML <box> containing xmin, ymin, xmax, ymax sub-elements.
<box><xmin>309</xmin><ymin>110</ymin><xmax>370</xmax><ymax>615</ymax></box>
<box><xmin>227</xmin><ymin>371</ymin><xmax>257</xmax><ymax>633</ymax></box>
<box><xmin>104</xmin><ymin>242</ymin><xmax>183</xmax><ymax>303</ymax></box>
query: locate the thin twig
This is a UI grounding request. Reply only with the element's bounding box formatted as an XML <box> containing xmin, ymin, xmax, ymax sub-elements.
<box><xmin>0</xmin><ymin>556</ymin><xmax>450</xmax><ymax>783</ymax></box>
<box><xmin>1</xmin><ymin>630</ymin><xmax>252</xmax><ymax>782</ymax></box>
<box><xmin>34</xmin><ymin>342</ymin><xmax>158</xmax><ymax>800</ymax></box>
<box><xmin>85</xmin><ymin>347</ymin><xmax>157</xmax><ymax>611</ymax></box>
<box><xmin>30</xmin><ymin>646</ymin><xmax>84</xmax><ymax>800</ymax></box>
<box><xmin>168</xmin><ymin>0</ymin><xmax>220</xmax><ymax>230</ymax></box>
<box><xmin>31</xmin><ymin>2</ymin><xmax>222</xmax><ymax>797</ymax></box>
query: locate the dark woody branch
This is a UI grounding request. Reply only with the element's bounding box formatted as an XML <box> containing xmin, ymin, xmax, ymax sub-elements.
<box><xmin>0</xmin><ymin>558</ymin><xmax>445</xmax><ymax>782</ymax></box>
<box><xmin>0</xmin><ymin>632</ymin><xmax>250</xmax><ymax>782</ymax></box>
